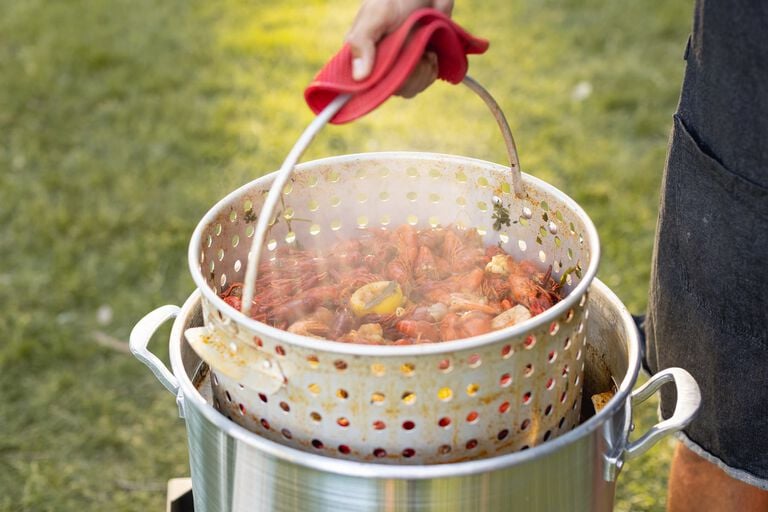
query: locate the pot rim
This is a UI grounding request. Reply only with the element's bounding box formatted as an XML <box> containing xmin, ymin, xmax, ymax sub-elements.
<box><xmin>170</xmin><ymin>278</ymin><xmax>639</xmax><ymax>480</ymax></box>
<box><xmin>187</xmin><ymin>151</ymin><xmax>601</xmax><ymax>357</ymax></box>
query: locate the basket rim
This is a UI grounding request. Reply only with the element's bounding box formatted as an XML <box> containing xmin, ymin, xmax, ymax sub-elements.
<box><xmin>170</xmin><ymin>278</ymin><xmax>639</xmax><ymax>478</ymax></box>
<box><xmin>187</xmin><ymin>151</ymin><xmax>600</xmax><ymax>356</ymax></box>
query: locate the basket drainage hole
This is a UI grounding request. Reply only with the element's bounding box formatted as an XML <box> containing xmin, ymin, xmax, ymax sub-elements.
<box><xmin>438</xmin><ymin>417</ymin><xmax>451</xmax><ymax>428</ymax></box>
<box><xmin>521</xmin><ymin>419</ymin><xmax>531</xmax><ymax>431</ymax></box>
<box><xmin>334</xmin><ymin>359</ymin><xmax>348</xmax><ymax>371</ymax></box>
<box><xmin>373</xmin><ymin>448</ymin><xmax>387</xmax><ymax>458</ymax></box>
<box><xmin>258</xmin><ymin>393</ymin><xmax>268</xmax><ymax>403</ymax></box>
<box><xmin>466</xmin><ymin>439</ymin><xmax>478</xmax><ymax>450</ymax></box>
<box><xmin>559</xmin><ymin>417</ymin><xmax>566</xmax><ymax>429</ymax></box>
<box><xmin>466</xmin><ymin>411</ymin><xmax>479</xmax><ymax>424</ymax></box>
<box><xmin>260</xmin><ymin>418</ymin><xmax>270</xmax><ymax>430</ymax></box>
<box><xmin>402</xmin><ymin>448</ymin><xmax>416</xmax><ymax>458</ymax></box>
<box><xmin>402</xmin><ymin>420</ymin><xmax>415</xmax><ymax>431</ymax></box>
<box><xmin>337</xmin><ymin>417</ymin><xmax>350</xmax><ymax>428</ymax></box>
<box><xmin>524</xmin><ymin>364</ymin><xmax>534</xmax><ymax>377</ymax></box>
<box><xmin>225</xmin><ymin>391</ymin><xmax>232</xmax><ymax>402</ymax></box>
<box><xmin>497</xmin><ymin>429</ymin><xmax>509</xmax><ymax>441</ymax></box>
<box><xmin>338</xmin><ymin>445</ymin><xmax>351</xmax><ymax>455</ymax></box>
<box><xmin>499</xmin><ymin>373</ymin><xmax>512</xmax><ymax>387</ymax></box>
<box><xmin>501</xmin><ymin>344</ymin><xmax>513</xmax><ymax>358</ymax></box>
<box><xmin>467</xmin><ymin>354</ymin><xmax>482</xmax><ymax>368</ymax></box>
<box><xmin>337</xmin><ymin>389</ymin><xmax>349</xmax><ymax>400</ymax></box>
<box><xmin>523</xmin><ymin>392</ymin><xmax>532</xmax><ymax>405</ymax></box>
<box><xmin>281</xmin><ymin>428</ymin><xmax>292</xmax><ymax>439</ymax></box>
<box><xmin>524</xmin><ymin>336</ymin><xmax>536</xmax><ymax>349</ymax></box>
<box><xmin>310</xmin><ymin>412</ymin><xmax>322</xmax><ymax>422</ymax></box>
<box><xmin>311</xmin><ymin>439</ymin><xmax>324</xmax><ymax>449</ymax></box>
<box><xmin>279</xmin><ymin>401</ymin><xmax>290</xmax><ymax>412</ymax></box>
<box><xmin>543</xmin><ymin>430</ymin><xmax>552</xmax><ymax>442</ymax></box>
<box><xmin>546</xmin><ymin>378</ymin><xmax>555</xmax><ymax>390</ymax></box>
<box><xmin>439</xmin><ymin>445</ymin><xmax>452</xmax><ymax>455</ymax></box>
<box><xmin>371</xmin><ymin>363</ymin><xmax>386</xmax><ymax>376</ymax></box>
<box><xmin>238</xmin><ymin>403</ymin><xmax>246</xmax><ymax>415</ymax></box>
<box><xmin>373</xmin><ymin>420</ymin><xmax>386</xmax><ymax>430</ymax></box>
<box><xmin>545</xmin><ymin>404</ymin><xmax>553</xmax><ymax>416</ymax></box>
<box><xmin>438</xmin><ymin>359</ymin><xmax>452</xmax><ymax>372</ymax></box>
<box><xmin>499</xmin><ymin>401</ymin><xmax>511</xmax><ymax>414</ymax></box>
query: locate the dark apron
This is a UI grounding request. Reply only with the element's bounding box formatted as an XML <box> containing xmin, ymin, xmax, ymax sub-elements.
<box><xmin>645</xmin><ymin>0</ymin><xmax>768</xmax><ymax>483</ymax></box>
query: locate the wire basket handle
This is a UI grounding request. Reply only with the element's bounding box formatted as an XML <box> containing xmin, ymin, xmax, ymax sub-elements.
<box><xmin>241</xmin><ymin>78</ymin><xmax>523</xmax><ymax>315</ymax></box>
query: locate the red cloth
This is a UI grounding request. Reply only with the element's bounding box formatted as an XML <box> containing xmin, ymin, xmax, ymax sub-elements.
<box><xmin>304</xmin><ymin>8</ymin><xmax>488</xmax><ymax>124</ymax></box>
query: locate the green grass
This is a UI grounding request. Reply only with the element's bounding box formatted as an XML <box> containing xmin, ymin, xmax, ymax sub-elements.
<box><xmin>0</xmin><ymin>0</ymin><xmax>690</xmax><ymax>510</ymax></box>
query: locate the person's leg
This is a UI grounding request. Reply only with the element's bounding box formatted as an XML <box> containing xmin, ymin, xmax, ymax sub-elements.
<box><xmin>667</xmin><ymin>443</ymin><xmax>768</xmax><ymax>512</ymax></box>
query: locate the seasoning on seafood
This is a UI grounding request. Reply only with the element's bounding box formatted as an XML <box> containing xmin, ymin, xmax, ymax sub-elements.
<box><xmin>221</xmin><ymin>225</ymin><xmax>564</xmax><ymax>344</ymax></box>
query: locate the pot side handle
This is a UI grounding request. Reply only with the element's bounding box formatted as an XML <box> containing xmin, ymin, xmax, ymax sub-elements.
<box><xmin>625</xmin><ymin>367</ymin><xmax>701</xmax><ymax>460</ymax></box>
<box><xmin>129</xmin><ymin>305</ymin><xmax>181</xmax><ymax>396</ymax></box>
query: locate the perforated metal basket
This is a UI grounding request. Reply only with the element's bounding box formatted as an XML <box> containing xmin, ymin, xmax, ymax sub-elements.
<box><xmin>186</xmin><ymin>78</ymin><xmax>600</xmax><ymax>464</ymax></box>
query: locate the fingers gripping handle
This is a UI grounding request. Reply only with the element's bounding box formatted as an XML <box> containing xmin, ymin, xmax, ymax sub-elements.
<box><xmin>129</xmin><ymin>305</ymin><xmax>181</xmax><ymax>396</ymax></box>
<box><xmin>625</xmin><ymin>367</ymin><xmax>701</xmax><ymax>460</ymax></box>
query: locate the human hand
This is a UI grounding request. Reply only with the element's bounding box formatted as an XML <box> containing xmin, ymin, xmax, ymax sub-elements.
<box><xmin>346</xmin><ymin>0</ymin><xmax>454</xmax><ymax>98</ymax></box>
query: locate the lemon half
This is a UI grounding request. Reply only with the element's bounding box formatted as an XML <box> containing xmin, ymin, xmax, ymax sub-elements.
<box><xmin>349</xmin><ymin>281</ymin><xmax>404</xmax><ymax>317</ymax></box>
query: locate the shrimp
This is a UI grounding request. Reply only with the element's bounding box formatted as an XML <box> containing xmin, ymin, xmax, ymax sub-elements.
<box><xmin>221</xmin><ymin>282</ymin><xmax>243</xmax><ymax>311</ymax></box>
<box><xmin>508</xmin><ymin>265</ymin><xmax>562</xmax><ymax>315</ymax></box>
<box><xmin>440</xmin><ymin>311</ymin><xmax>493</xmax><ymax>341</ymax></box>
<box><xmin>413</xmin><ymin>246</ymin><xmax>439</xmax><ymax>281</ymax></box>
<box><xmin>287</xmin><ymin>307</ymin><xmax>334</xmax><ymax>338</ymax></box>
<box><xmin>287</xmin><ymin>319</ymin><xmax>329</xmax><ymax>338</ymax></box>
<box><xmin>396</xmin><ymin>319</ymin><xmax>441</xmax><ymax>342</ymax></box>
<box><xmin>420</xmin><ymin>268</ymin><xmax>485</xmax><ymax>303</ymax></box>
<box><xmin>417</xmin><ymin>226</ymin><xmax>446</xmax><ymax>250</ymax></box>
<box><xmin>393</xmin><ymin>224</ymin><xmax>420</xmax><ymax>266</ymax></box>
<box><xmin>270</xmin><ymin>296</ymin><xmax>320</xmax><ymax>324</ymax></box>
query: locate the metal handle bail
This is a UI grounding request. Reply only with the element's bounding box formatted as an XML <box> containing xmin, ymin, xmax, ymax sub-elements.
<box><xmin>241</xmin><ymin>77</ymin><xmax>524</xmax><ymax>313</ymax></box>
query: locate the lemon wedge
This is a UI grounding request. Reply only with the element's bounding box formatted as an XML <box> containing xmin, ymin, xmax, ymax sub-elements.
<box><xmin>349</xmin><ymin>281</ymin><xmax>404</xmax><ymax>317</ymax></box>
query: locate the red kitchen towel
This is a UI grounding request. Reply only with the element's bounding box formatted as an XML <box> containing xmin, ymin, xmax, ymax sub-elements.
<box><xmin>304</xmin><ymin>8</ymin><xmax>488</xmax><ymax>124</ymax></box>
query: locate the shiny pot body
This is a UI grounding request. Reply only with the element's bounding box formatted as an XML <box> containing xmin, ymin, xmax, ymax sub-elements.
<box><xmin>130</xmin><ymin>279</ymin><xmax>700</xmax><ymax>512</ymax></box>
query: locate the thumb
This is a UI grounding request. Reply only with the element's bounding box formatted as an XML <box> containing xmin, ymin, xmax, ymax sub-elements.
<box><xmin>349</xmin><ymin>37</ymin><xmax>377</xmax><ymax>81</ymax></box>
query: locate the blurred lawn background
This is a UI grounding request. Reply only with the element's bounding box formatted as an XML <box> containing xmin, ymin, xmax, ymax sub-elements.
<box><xmin>0</xmin><ymin>0</ymin><xmax>691</xmax><ymax>510</ymax></box>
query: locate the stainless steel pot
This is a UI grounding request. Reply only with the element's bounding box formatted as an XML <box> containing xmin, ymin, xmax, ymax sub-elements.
<box><xmin>130</xmin><ymin>279</ymin><xmax>700</xmax><ymax>512</ymax></box>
